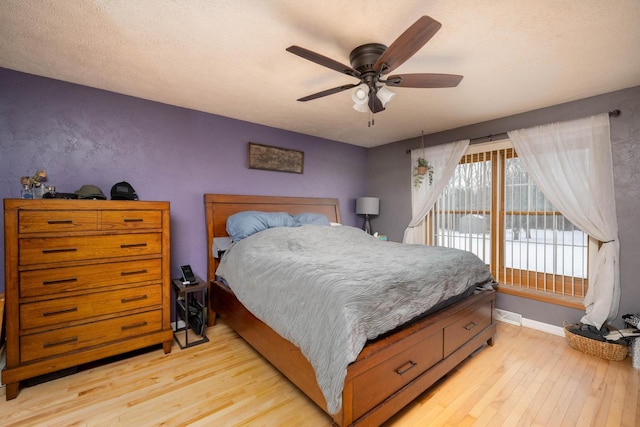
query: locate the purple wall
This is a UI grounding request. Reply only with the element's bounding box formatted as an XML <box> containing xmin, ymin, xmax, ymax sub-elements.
<box><xmin>0</xmin><ymin>68</ymin><xmax>367</xmax><ymax>293</ymax></box>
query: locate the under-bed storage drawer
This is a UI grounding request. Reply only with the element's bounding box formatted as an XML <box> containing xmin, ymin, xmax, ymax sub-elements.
<box><xmin>352</xmin><ymin>329</ymin><xmax>443</xmax><ymax>420</ymax></box>
<box><xmin>443</xmin><ymin>301</ymin><xmax>492</xmax><ymax>357</ymax></box>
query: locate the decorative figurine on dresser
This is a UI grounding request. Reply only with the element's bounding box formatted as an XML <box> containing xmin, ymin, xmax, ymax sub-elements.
<box><xmin>2</xmin><ymin>198</ymin><xmax>173</xmax><ymax>400</ymax></box>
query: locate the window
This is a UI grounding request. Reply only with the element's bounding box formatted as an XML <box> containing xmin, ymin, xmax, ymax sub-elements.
<box><xmin>426</xmin><ymin>141</ymin><xmax>589</xmax><ymax>307</ymax></box>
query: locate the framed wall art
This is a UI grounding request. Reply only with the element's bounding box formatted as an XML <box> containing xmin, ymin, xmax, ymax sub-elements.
<box><xmin>247</xmin><ymin>142</ymin><xmax>304</xmax><ymax>174</ymax></box>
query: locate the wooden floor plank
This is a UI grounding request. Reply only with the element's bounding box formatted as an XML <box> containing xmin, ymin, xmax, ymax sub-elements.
<box><xmin>604</xmin><ymin>364</ymin><xmax>628</xmax><ymax>427</ymax></box>
<box><xmin>530</xmin><ymin>343</ymin><xmax>580</xmax><ymax>426</ymax></box>
<box><xmin>1</xmin><ymin>321</ymin><xmax>638</xmax><ymax>426</ymax></box>
<box><xmin>560</xmin><ymin>356</ymin><xmax>599</xmax><ymax>426</ymax></box>
<box><xmin>515</xmin><ymin>334</ymin><xmax>569</xmax><ymax>425</ymax></box>
<box><xmin>620</xmin><ymin>361</ymin><xmax>639</xmax><ymax>427</ymax></box>
<box><xmin>592</xmin><ymin>358</ymin><xmax>623</xmax><ymax>427</ymax></box>
<box><xmin>490</xmin><ymin>328</ymin><xmax>557</xmax><ymax>426</ymax></box>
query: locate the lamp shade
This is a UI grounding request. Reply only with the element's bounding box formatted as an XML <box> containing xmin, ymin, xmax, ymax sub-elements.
<box><xmin>353</xmin><ymin>102</ymin><xmax>369</xmax><ymax>113</ymax></box>
<box><xmin>351</xmin><ymin>84</ymin><xmax>369</xmax><ymax>103</ymax></box>
<box><xmin>351</xmin><ymin>84</ymin><xmax>369</xmax><ymax>113</ymax></box>
<box><xmin>356</xmin><ymin>197</ymin><xmax>380</xmax><ymax>216</ymax></box>
<box><xmin>376</xmin><ymin>86</ymin><xmax>395</xmax><ymax>107</ymax></box>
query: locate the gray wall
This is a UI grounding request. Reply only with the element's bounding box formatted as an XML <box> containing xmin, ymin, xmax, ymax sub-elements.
<box><xmin>368</xmin><ymin>86</ymin><xmax>640</xmax><ymax>328</ymax></box>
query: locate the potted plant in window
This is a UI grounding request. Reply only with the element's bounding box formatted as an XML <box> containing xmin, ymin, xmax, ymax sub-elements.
<box><xmin>413</xmin><ymin>157</ymin><xmax>433</xmax><ymax>188</ymax></box>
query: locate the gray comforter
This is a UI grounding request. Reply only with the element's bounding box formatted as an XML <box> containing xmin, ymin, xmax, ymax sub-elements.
<box><xmin>215</xmin><ymin>225</ymin><xmax>493</xmax><ymax>414</ymax></box>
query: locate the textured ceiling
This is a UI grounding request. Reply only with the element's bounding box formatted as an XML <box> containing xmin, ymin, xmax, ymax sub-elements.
<box><xmin>1</xmin><ymin>0</ymin><xmax>639</xmax><ymax>147</ymax></box>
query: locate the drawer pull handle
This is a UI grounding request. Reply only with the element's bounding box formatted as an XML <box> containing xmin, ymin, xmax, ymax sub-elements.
<box><xmin>121</xmin><ymin>321</ymin><xmax>148</xmax><ymax>331</ymax></box>
<box><xmin>124</xmin><ymin>218</ymin><xmax>144</xmax><ymax>223</ymax></box>
<box><xmin>120</xmin><ymin>243</ymin><xmax>148</xmax><ymax>248</ymax></box>
<box><xmin>43</xmin><ymin>277</ymin><xmax>78</xmax><ymax>285</ymax></box>
<box><xmin>43</xmin><ymin>336</ymin><xmax>78</xmax><ymax>348</ymax></box>
<box><xmin>395</xmin><ymin>360</ymin><xmax>417</xmax><ymax>375</ymax></box>
<box><xmin>42</xmin><ymin>248</ymin><xmax>77</xmax><ymax>254</ymax></box>
<box><xmin>121</xmin><ymin>269</ymin><xmax>148</xmax><ymax>276</ymax></box>
<box><xmin>121</xmin><ymin>295</ymin><xmax>148</xmax><ymax>303</ymax></box>
<box><xmin>47</xmin><ymin>219</ymin><xmax>73</xmax><ymax>224</ymax></box>
<box><xmin>464</xmin><ymin>321</ymin><xmax>478</xmax><ymax>331</ymax></box>
<box><xmin>43</xmin><ymin>307</ymin><xmax>78</xmax><ymax>316</ymax></box>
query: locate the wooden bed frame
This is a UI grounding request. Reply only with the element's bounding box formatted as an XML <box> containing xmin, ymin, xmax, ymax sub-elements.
<box><xmin>204</xmin><ymin>194</ymin><xmax>496</xmax><ymax>426</ymax></box>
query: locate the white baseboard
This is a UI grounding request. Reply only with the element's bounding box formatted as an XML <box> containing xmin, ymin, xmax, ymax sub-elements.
<box><xmin>494</xmin><ymin>308</ymin><xmax>565</xmax><ymax>337</ymax></box>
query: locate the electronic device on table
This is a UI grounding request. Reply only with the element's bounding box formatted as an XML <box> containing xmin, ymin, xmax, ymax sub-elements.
<box><xmin>180</xmin><ymin>264</ymin><xmax>198</xmax><ymax>285</ymax></box>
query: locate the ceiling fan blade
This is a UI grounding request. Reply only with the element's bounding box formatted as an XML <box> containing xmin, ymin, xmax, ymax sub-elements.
<box><xmin>385</xmin><ymin>73</ymin><xmax>463</xmax><ymax>88</ymax></box>
<box><xmin>297</xmin><ymin>84</ymin><xmax>357</xmax><ymax>102</ymax></box>
<box><xmin>287</xmin><ymin>46</ymin><xmax>360</xmax><ymax>78</ymax></box>
<box><xmin>374</xmin><ymin>16</ymin><xmax>442</xmax><ymax>75</ymax></box>
<box><xmin>368</xmin><ymin>89</ymin><xmax>385</xmax><ymax>113</ymax></box>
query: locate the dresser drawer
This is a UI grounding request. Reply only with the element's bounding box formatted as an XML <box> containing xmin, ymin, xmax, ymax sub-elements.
<box><xmin>443</xmin><ymin>302</ymin><xmax>492</xmax><ymax>357</ymax></box>
<box><xmin>19</xmin><ymin>233</ymin><xmax>162</xmax><ymax>265</ymax></box>
<box><xmin>352</xmin><ymin>330</ymin><xmax>443</xmax><ymax>419</ymax></box>
<box><xmin>20</xmin><ymin>284</ymin><xmax>162</xmax><ymax>330</ymax></box>
<box><xmin>20</xmin><ymin>310</ymin><xmax>163</xmax><ymax>363</ymax></box>
<box><xmin>102</xmin><ymin>210</ymin><xmax>162</xmax><ymax>230</ymax></box>
<box><xmin>20</xmin><ymin>259</ymin><xmax>163</xmax><ymax>297</ymax></box>
<box><xmin>19</xmin><ymin>210</ymin><xmax>99</xmax><ymax>233</ymax></box>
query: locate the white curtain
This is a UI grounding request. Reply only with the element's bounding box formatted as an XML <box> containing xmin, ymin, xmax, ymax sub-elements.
<box><xmin>403</xmin><ymin>139</ymin><xmax>469</xmax><ymax>244</ymax></box>
<box><xmin>508</xmin><ymin>114</ymin><xmax>618</xmax><ymax>329</ymax></box>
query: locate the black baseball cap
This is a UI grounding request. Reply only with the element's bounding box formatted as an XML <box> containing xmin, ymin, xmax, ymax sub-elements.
<box><xmin>110</xmin><ymin>181</ymin><xmax>138</xmax><ymax>200</ymax></box>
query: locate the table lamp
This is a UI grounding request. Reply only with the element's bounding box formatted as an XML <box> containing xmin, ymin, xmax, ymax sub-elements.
<box><xmin>356</xmin><ymin>197</ymin><xmax>379</xmax><ymax>234</ymax></box>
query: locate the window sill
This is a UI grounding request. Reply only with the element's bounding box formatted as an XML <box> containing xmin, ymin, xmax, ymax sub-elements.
<box><xmin>497</xmin><ymin>285</ymin><xmax>585</xmax><ymax>310</ymax></box>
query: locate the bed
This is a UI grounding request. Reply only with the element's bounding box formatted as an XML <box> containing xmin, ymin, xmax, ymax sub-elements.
<box><xmin>204</xmin><ymin>194</ymin><xmax>496</xmax><ymax>426</ymax></box>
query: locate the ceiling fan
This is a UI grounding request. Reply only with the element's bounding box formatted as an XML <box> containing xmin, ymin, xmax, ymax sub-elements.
<box><xmin>287</xmin><ymin>16</ymin><xmax>463</xmax><ymax>115</ymax></box>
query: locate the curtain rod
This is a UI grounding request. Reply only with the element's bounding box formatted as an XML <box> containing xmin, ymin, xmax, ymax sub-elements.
<box><xmin>406</xmin><ymin>109</ymin><xmax>621</xmax><ymax>154</ymax></box>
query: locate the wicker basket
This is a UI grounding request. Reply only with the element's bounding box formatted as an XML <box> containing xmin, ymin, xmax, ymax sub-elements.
<box><xmin>564</xmin><ymin>324</ymin><xmax>628</xmax><ymax>361</ymax></box>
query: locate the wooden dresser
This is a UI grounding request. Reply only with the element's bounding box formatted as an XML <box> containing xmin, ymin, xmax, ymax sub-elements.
<box><xmin>2</xmin><ymin>199</ymin><xmax>173</xmax><ymax>400</ymax></box>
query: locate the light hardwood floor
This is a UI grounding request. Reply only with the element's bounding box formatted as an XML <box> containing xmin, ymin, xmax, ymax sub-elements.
<box><xmin>1</xmin><ymin>321</ymin><xmax>638</xmax><ymax>426</ymax></box>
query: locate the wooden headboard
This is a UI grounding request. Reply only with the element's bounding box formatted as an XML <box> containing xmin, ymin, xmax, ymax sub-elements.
<box><xmin>204</xmin><ymin>194</ymin><xmax>341</xmax><ymax>284</ymax></box>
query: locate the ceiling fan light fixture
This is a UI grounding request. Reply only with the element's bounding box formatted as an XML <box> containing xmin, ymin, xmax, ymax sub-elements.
<box><xmin>351</xmin><ymin>83</ymin><xmax>370</xmax><ymax>113</ymax></box>
<box><xmin>377</xmin><ymin>86</ymin><xmax>395</xmax><ymax>107</ymax></box>
<box><xmin>353</xmin><ymin>102</ymin><xmax>370</xmax><ymax>113</ymax></box>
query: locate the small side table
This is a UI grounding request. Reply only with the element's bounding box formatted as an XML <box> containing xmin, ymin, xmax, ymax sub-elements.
<box><xmin>171</xmin><ymin>277</ymin><xmax>209</xmax><ymax>349</ymax></box>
